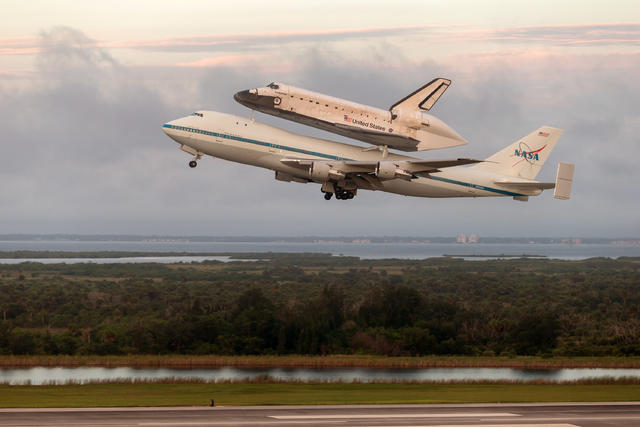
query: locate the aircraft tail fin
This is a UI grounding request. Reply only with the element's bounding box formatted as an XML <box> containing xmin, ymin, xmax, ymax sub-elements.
<box><xmin>472</xmin><ymin>126</ymin><xmax>563</xmax><ymax>180</ymax></box>
<box><xmin>389</xmin><ymin>78</ymin><xmax>451</xmax><ymax>112</ymax></box>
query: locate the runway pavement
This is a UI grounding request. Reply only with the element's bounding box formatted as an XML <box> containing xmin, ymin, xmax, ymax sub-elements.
<box><xmin>1</xmin><ymin>402</ymin><xmax>639</xmax><ymax>426</ymax></box>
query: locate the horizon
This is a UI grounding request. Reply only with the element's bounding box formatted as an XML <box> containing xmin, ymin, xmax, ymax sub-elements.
<box><xmin>1</xmin><ymin>233</ymin><xmax>637</xmax><ymax>241</ymax></box>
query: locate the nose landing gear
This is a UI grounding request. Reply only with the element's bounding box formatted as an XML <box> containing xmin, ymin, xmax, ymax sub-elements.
<box><xmin>188</xmin><ymin>153</ymin><xmax>202</xmax><ymax>168</ymax></box>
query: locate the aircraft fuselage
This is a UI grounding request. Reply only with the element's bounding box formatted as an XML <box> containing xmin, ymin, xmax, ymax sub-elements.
<box><xmin>162</xmin><ymin>111</ymin><xmax>537</xmax><ymax>200</ymax></box>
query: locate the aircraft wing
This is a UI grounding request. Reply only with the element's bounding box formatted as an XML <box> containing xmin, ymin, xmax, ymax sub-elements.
<box><xmin>280</xmin><ymin>158</ymin><xmax>482</xmax><ymax>187</ymax></box>
<box><xmin>399</xmin><ymin>158</ymin><xmax>481</xmax><ymax>173</ymax></box>
<box><xmin>280</xmin><ymin>159</ymin><xmax>377</xmax><ymax>173</ymax></box>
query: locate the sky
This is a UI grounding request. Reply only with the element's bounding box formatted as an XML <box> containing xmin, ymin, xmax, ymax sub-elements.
<box><xmin>1</xmin><ymin>0</ymin><xmax>639</xmax><ymax>237</ymax></box>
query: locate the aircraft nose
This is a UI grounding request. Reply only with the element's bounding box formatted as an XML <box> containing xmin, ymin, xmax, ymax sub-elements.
<box><xmin>162</xmin><ymin>119</ymin><xmax>177</xmax><ymax>136</ymax></box>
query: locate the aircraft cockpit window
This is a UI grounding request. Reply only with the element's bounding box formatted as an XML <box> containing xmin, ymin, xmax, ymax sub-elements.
<box><xmin>267</xmin><ymin>83</ymin><xmax>280</xmax><ymax>89</ymax></box>
<box><xmin>191</xmin><ymin>112</ymin><xmax>203</xmax><ymax>117</ymax></box>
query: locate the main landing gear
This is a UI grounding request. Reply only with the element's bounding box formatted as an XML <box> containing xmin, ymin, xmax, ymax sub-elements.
<box><xmin>322</xmin><ymin>189</ymin><xmax>355</xmax><ymax>201</ymax></box>
<box><xmin>335</xmin><ymin>189</ymin><xmax>355</xmax><ymax>200</ymax></box>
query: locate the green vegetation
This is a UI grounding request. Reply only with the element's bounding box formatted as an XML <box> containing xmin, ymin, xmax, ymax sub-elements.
<box><xmin>1</xmin><ymin>253</ymin><xmax>639</xmax><ymax>358</ymax></box>
<box><xmin>2</xmin><ymin>382</ymin><xmax>639</xmax><ymax>407</ymax></box>
<box><xmin>2</xmin><ymin>354</ymin><xmax>640</xmax><ymax>369</ymax></box>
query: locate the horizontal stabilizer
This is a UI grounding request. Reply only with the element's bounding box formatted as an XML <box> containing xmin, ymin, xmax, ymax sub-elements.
<box><xmin>389</xmin><ymin>78</ymin><xmax>451</xmax><ymax>112</ymax></box>
<box><xmin>494</xmin><ymin>180</ymin><xmax>555</xmax><ymax>191</ymax></box>
<box><xmin>554</xmin><ymin>162</ymin><xmax>575</xmax><ymax>200</ymax></box>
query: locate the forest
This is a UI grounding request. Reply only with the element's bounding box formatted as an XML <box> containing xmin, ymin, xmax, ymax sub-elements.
<box><xmin>0</xmin><ymin>254</ymin><xmax>639</xmax><ymax>357</ymax></box>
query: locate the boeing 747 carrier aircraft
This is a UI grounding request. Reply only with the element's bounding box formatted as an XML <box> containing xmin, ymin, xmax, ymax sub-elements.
<box><xmin>162</xmin><ymin>111</ymin><xmax>574</xmax><ymax>202</ymax></box>
<box><xmin>234</xmin><ymin>78</ymin><xmax>466</xmax><ymax>152</ymax></box>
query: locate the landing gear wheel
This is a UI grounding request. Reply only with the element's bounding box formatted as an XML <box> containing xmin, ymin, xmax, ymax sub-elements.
<box><xmin>274</xmin><ymin>97</ymin><xmax>281</xmax><ymax>105</ymax></box>
<box><xmin>324</xmin><ymin>192</ymin><xmax>333</xmax><ymax>200</ymax></box>
<box><xmin>189</xmin><ymin>160</ymin><xmax>197</xmax><ymax>168</ymax></box>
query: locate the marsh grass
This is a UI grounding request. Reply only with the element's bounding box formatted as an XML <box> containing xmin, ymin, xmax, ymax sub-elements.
<box><xmin>2</xmin><ymin>382</ymin><xmax>640</xmax><ymax>407</ymax></box>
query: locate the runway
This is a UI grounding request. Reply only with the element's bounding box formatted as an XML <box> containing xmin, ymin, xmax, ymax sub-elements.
<box><xmin>1</xmin><ymin>403</ymin><xmax>639</xmax><ymax>427</ymax></box>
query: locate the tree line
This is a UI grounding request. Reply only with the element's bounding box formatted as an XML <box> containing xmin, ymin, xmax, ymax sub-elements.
<box><xmin>0</xmin><ymin>255</ymin><xmax>639</xmax><ymax>357</ymax></box>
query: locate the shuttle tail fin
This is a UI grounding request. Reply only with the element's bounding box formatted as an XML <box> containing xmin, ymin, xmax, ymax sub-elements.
<box><xmin>389</xmin><ymin>78</ymin><xmax>451</xmax><ymax>113</ymax></box>
<box><xmin>473</xmin><ymin>126</ymin><xmax>563</xmax><ymax>180</ymax></box>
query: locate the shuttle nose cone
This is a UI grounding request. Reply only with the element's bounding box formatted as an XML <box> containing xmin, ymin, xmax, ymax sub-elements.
<box><xmin>234</xmin><ymin>89</ymin><xmax>278</xmax><ymax>110</ymax></box>
<box><xmin>234</xmin><ymin>89</ymin><xmax>258</xmax><ymax>106</ymax></box>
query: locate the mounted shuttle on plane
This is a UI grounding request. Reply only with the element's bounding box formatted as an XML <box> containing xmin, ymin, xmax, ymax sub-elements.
<box><xmin>162</xmin><ymin>110</ymin><xmax>575</xmax><ymax>202</ymax></box>
<box><xmin>234</xmin><ymin>78</ymin><xmax>466</xmax><ymax>152</ymax></box>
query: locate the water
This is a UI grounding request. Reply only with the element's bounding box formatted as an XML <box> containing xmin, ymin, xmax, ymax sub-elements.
<box><xmin>1</xmin><ymin>367</ymin><xmax>638</xmax><ymax>385</ymax></box>
<box><xmin>0</xmin><ymin>256</ymin><xmax>249</xmax><ymax>265</ymax></box>
<box><xmin>0</xmin><ymin>241</ymin><xmax>638</xmax><ymax>263</ymax></box>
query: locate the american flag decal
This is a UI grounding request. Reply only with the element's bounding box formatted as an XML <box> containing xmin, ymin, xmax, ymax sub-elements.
<box><xmin>344</xmin><ymin>115</ymin><xmax>351</xmax><ymax>123</ymax></box>
<box><xmin>538</xmin><ymin>131</ymin><xmax>550</xmax><ymax>137</ymax></box>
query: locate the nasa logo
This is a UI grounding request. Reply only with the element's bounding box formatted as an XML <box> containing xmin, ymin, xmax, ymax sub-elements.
<box><xmin>388</xmin><ymin>128</ymin><xmax>393</xmax><ymax>133</ymax></box>
<box><xmin>512</xmin><ymin>142</ymin><xmax>547</xmax><ymax>165</ymax></box>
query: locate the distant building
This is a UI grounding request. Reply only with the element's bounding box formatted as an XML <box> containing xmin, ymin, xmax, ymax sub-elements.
<box><xmin>456</xmin><ymin>233</ymin><xmax>467</xmax><ymax>243</ymax></box>
<box><xmin>561</xmin><ymin>238</ymin><xmax>583</xmax><ymax>244</ymax></box>
<box><xmin>468</xmin><ymin>234</ymin><xmax>479</xmax><ymax>243</ymax></box>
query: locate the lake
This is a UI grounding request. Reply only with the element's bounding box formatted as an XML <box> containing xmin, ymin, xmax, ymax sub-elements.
<box><xmin>1</xmin><ymin>366</ymin><xmax>639</xmax><ymax>385</ymax></box>
<box><xmin>0</xmin><ymin>241</ymin><xmax>638</xmax><ymax>263</ymax></box>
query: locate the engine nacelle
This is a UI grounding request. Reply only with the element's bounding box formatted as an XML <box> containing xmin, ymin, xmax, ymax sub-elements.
<box><xmin>376</xmin><ymin>161</ymin><xmax>413</xmax><ymax>181</ymax></box>
<box><xmin>376</xmin><ymin>161</ymin><xmax>398</xmax><ymax>180</ymax></box>
<box><xmin>309</xmin><ymin>162</ymin><xmax>345</xmax><ymax>182</ymax></box>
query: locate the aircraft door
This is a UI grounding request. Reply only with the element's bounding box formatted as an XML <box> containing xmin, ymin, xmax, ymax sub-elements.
<box><xmin>273</xmin><ymin>85</ymin><xmax>289</xmax><ymax>110</ymax></box>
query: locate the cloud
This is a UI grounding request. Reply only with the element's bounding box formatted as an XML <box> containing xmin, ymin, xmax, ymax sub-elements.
<box><xmin>1</xmin><ymin>27</ymin><xmax>639</xmax><ymax>237</ymax></box>
<box><xmin>0</xmin><ymin>26</ymin><xmax>437</xmax><ymax>57</ymax></box>
<box><xmin>3</xmin><ymin>22</ymin><xmax>638</xmax><ymax>61</ymax></box>
<box><xmin>490</xmin><ymin>22</ymin><xmax>640</xmax><ymax>46</ymax></box>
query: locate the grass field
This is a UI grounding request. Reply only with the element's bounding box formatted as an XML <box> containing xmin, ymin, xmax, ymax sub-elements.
<box><xmin>2</xmin><ymin>354</ymin><xmax>640</xmax><ymax>369</ymax></box>
<box><xmin>1</xmin><ymin>383</ymin><xmax>639</xmax><ymax>407</ymax></box>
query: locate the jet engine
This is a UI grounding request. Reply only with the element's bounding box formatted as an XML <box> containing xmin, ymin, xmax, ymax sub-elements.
<box><xmin>309</xmin><ymin>162</ymin><xmax>346</xmax><ymax>181</ymax></box>
<box><xmin>375</xmin><ymin>161</ymin><xmax>413</xmax><ymax>181</ymax></box>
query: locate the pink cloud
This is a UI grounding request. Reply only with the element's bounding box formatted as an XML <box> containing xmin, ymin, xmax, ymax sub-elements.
<box><xmin>175</xmin><ymin>55</ymin><xmax>259</xmax><ymax>68</ymax></box>
<box><xmin>2</xmin><ymin>22</ymin><xmax>638</xmax><ymax>59</ymax></box>
<box><xmin>444</xmin><ymin>22</ymin><xmax>640</xmax><ymax>46</ymax></box>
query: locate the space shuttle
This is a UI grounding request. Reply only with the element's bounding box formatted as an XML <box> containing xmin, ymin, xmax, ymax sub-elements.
<box><xmin>234</xmin><ymin>78</ymin><xmax>467</xmax><ymax>152</ymax></box>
